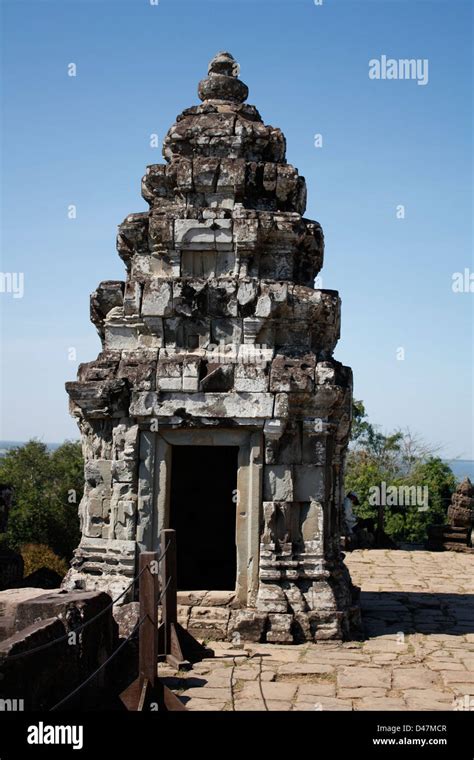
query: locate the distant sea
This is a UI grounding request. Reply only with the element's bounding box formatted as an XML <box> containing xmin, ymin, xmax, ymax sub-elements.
<box><xmin>0</xmin><ymin>440</ymin><xmax>64</xmax><ymax>457</ymax></box>
<box><xmin>0</xmin><ymin>441</ymin><xmax>473</xmax><ymax>481</ymax></box>
<box><xmin>443</xmin><ymin>459</ymin><xmax>474</xmax><ymax>481</ymax></box>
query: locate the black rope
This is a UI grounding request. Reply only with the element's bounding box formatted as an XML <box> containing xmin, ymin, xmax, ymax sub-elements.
<box><xmin>156</xmin><ymin>540</ymin><xmax>171</xmax><ymax>565</ymax></box>
<box><xmin>49</xmin><ymin>570</ymin><xmax>174</xmax><ymax>711</ymax></box>
<box><xmin>49</xmin><ymin>616</ymin><xmax>146</xmax><ymax>711</ymax></box>
<box><xmin>158</xmin><ymin>575</ymin><xmax>172</xmax><ymax>604</ymax></box>
<box><xmin>8</xmin><ymin>547</ymin><xmax>169</xmax><ymax>662</ymax></box>
<box><xmin>7</xmin><ymin>569</ymin><xmax>144</xmax><ymax>662</ymax></box>
<box><xmin>7</xmin><ymin>633</ymin><xmax>71</xmax><ymax>662</ymax></box>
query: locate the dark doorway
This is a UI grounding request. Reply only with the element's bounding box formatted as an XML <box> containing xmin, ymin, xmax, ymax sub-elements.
<box><xmin>170</xmin><ymin>445</ymin><xmax>238</xmax><ymax>591</ymax></box>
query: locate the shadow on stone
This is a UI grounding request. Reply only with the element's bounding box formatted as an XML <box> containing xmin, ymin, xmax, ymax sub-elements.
<box><xmin>360</xmin><ymin>590</ymin><xmax>474</xmax><ymax>637</ymax></box>
<box><xmin>161</xmin><ymin>676</ymin><xmax>207</xmax><ymax>690</ymax></box>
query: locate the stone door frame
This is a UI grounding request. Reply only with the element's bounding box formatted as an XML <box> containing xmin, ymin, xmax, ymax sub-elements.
<box><xmin>137</xmin><ymin>427</ymin><xmax>263</xmax><ymax>607</ymax></box>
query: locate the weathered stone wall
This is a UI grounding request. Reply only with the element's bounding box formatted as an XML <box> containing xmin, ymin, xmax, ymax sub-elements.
<box><xmin>0</xmin><ymin>590</ymin><xmax>118</xmax><ymax>709</ymax></box>
<box><xmin>64</xmin><ymin>52</ymin><xmax>360</xmax><ymax>642</ymax></box>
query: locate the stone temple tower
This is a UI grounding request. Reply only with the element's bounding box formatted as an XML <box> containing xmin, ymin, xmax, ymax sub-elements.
<box><xmin>65</xmin><ymin>52</ymin><xmax>361</xmax><ymax>642</ymax></box>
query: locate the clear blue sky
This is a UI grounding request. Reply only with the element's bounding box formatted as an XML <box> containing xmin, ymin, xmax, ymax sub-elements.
<box><xmin>1</xmin><ymin>0</ymin><xmax>472</xmax><ymax>459</ymax></box>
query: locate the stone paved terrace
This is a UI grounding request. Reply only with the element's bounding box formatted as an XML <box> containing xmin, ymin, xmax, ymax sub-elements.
<box><xmin>161</xmin><ymin>549</ymin><xmax>474</xmax><ymax>711</ymax></box>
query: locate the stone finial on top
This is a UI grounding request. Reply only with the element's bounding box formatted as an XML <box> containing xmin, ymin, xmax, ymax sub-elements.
<box><xmin>198</xmin><ymin>51</ymin><xmax>249</xmax><ymax>104</ymax></box>
<box><xmin>208</xmin><ymin>51</ymin><xmax>240</xmax><ymax>77</ymax></box>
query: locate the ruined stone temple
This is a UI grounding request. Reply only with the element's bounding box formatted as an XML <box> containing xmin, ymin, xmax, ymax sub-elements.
<box><xmin>65</xmin><ymin>52</ymin><xmax>360</xmax><ymax>643</ymax></box>
<box><xmin>427</xmin><ymin>477</ymin><xmax>474</xmax><ymax>554</ymax></box>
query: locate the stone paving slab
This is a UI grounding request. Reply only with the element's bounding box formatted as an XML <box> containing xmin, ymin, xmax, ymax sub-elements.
<box><xmin>161</xmin><ymin>549</ymin><xmax>474</xmax><ymax>711</ymax></box>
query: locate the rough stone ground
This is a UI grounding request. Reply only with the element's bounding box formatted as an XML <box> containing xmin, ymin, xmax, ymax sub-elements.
<box><xmin>161</xmin><ymin>549</ymin><xmax>474</xmax><ymax>711</ymax></box>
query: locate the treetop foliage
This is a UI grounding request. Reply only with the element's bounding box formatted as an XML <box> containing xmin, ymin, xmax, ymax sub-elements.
<box><xmin>0</xmin><ymin>440</ymin><xmax>82</xmax><ymax>560</ymax></box>
<box><xmin>347</xmin><ymin>401</ymin><xmax>456</xmax><ymax>543</ymax></box>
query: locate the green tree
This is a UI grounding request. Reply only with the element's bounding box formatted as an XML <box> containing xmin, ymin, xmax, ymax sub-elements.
<box><xmin>384</xmin><ymin>457</ymin><xmax>457</xmax><ymax>543</ymax></box>
<box><xmin>350</xmin><ymin>399</ymin><xmax>373</xmax><ymax>445</ymax></box>
<box><xmin>0</xmin><ymin>440</ymin><xmax>83</xmax><ymax>560</ymax></box>
<box><xmin>346</xmin><ymin>402</ymin><xmax>456</xmax><ymax>544</ymax></box>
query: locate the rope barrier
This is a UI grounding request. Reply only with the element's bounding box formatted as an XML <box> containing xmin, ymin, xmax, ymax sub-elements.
<box><xmin>49</xmin><ymin>616</ymin><xmax>146</xmax><ymax>711</ymax></box>
<box><xmin>8</xmin><ymin>545</ymin><xmax>170</xmax><ymax>662</ymax></box>
<box><xmin>155</xmin><ymin>539</ymin><xmax>171</xmax><ymax>567</ymax></box>
<box><xmin>7</xmin><ymin>569</ymin><xmax>144</xmax><ymax>662</ymax></box>
<box><xmin>50</xmin><ymin>574</ymin><xmax>174</xmax><ymax>710</ymax></box>
<box><xmin>157</xmin><ymin>575</ymin><xmax>172</xmax><ymax>605</ymax></box>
